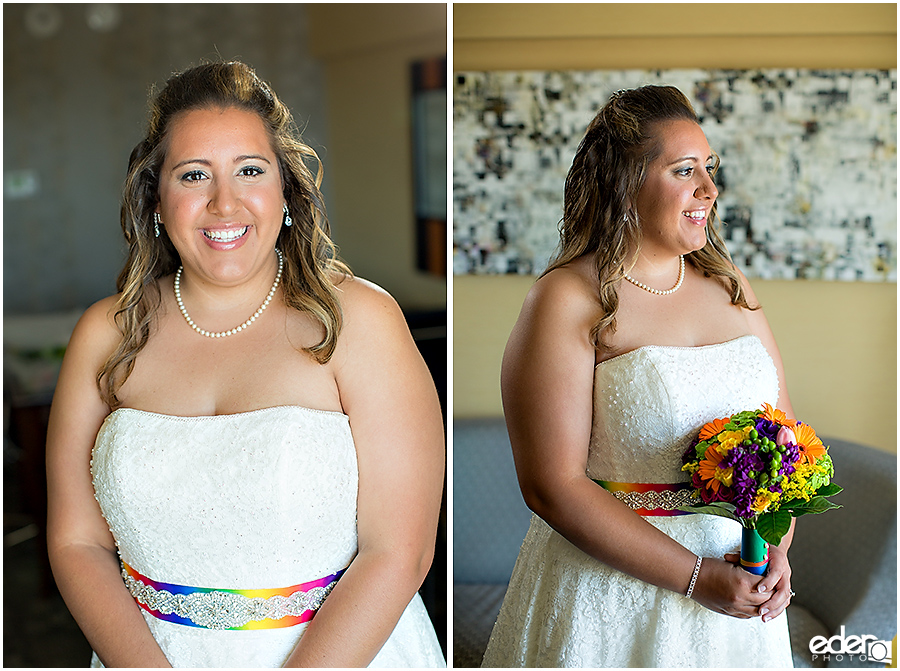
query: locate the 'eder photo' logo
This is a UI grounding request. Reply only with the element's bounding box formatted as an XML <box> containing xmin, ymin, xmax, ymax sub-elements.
<box><xmin>809</xmin><ymin>626</ymin><xmax>892</xmax><ymax>665</ymax></box>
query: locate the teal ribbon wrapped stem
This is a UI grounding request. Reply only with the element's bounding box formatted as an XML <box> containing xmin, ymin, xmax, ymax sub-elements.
<box><xmin>740</xmin><ymin>527</ymin><xmax>769</xmax><ymax>575</ymax></box>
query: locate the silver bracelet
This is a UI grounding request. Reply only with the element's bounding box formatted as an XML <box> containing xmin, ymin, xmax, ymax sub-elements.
<box><xmin>685</xmin><ymin>555</ymin><xmax>703</xmax><ymax>599</ymax></box>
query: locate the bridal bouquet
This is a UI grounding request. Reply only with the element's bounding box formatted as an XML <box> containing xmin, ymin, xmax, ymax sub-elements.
<box><xmin>680</xmin><ymin>404</ymin><xmax>841</xmax><ymax>574</ymax></box>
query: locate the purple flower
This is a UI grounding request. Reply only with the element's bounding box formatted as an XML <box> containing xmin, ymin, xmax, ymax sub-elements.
<box><xmin>781</xmin><ymin>443</ymin><xmax>800</xmax><ymax>468</ymax></box>
<box><xmin>755</xmin><ymin>419</ymin><xmax>780</xmax><ymax>441</ymax></box>
<box><xmin>682</xmin><ymin>441</ymin><xmax>699</xmax><ymax>465</ymax></box>
<box><xmin>732</xmin><ymin>490</ymin><xmax>756</xmax><ymax>518</ymax></box>
<box><xmin>716</xmin><ymin>443</ymin><xmax>769</xmax><ymax>519</ymax></box>
<box><xmin>720</xmin><ymin>443</ymin><xmax>765</xmax><ymax>475</ymax></box>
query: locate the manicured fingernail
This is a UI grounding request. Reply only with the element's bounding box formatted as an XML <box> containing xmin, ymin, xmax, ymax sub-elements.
<box><xmin>758</xmin><ymin>585</ymin><xmax>767</xmax><ymax>592</ymax></box>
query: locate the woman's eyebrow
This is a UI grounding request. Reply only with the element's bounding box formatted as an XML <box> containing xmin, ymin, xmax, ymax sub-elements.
<box><xmin>171</xmin><ymin>158</ymin><xmax>209</xmax><ymax>171</ymax></box>
<box><xmin>234</xmin><ymin>154</ymin><xmax>272</xmax><ymax>164</ymax></box>
<box><xmin>170</xmin><ymin>155</ymin><xmax>272</xmax><ymax>171</ymax></box>
<box><xmin>666</xmin><ymin>154</ymin><xmax>714</xmax><ymax>166</ymax></box>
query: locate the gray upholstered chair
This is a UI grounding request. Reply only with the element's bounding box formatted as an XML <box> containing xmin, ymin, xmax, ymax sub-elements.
<box><xmin>453</xmin><ymin>418</ymin><xmax>896</xmax><ymax>668</ymax></box>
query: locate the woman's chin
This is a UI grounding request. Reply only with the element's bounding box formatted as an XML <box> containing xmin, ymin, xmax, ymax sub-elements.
<box><xmin>684</xmin><ymin>229</ymin><xmax>710</xmax><ymax>254</ymax></box>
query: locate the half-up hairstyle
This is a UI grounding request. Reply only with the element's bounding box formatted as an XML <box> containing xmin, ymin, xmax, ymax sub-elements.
<box><xmin>543</xmin><ymin>84</ymin><xmax>755</xmax><ymax>352</ymax></box>
<box><xmin>99</xmin><ymin>61</ymin><xmax>350</xmax><ymax>407</ymax></box>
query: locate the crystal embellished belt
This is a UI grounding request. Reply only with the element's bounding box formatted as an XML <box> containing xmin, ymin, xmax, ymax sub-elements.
<box><xmin>121</xmin><ymin>561</ymin><xmax>345</xmax><ymax>630</ymax></box>
<box><xmin>593</xmin><ymin>480</ymin><xmax>695</xmax><ymax>516</ymax></box>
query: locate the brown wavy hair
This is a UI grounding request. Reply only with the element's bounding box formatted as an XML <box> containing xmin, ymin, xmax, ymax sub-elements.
<box><xmin>543</xmin><ymin>85</ymin><xmax>755</xmax><ymax>351</ymax></box>
<box><xmin>99</xmin><ymin>61</ymin><xmax>350</xmax><ymax>407</ymax></box>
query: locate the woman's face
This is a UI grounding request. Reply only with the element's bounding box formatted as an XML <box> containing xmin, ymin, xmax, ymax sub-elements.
<box><xmin>156</xmin><ymin>106</ymin><xmax>284</xmax><ymax>285</ymax></box>
<box><xmin>634</xmin><ymin>119</ymin><xmax>718</xmax><ymax>259</ymax></box>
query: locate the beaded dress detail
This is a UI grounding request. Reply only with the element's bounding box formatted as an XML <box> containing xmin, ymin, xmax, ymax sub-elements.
<box><xmin>90</xmin><ymin>406</ymin><xmax>444</xmax><ymax>668</ymax></box>
<box><xmin>482</xmin><ymin>336</ymin><xmax>793</xmax><ymax>668</ymax></box>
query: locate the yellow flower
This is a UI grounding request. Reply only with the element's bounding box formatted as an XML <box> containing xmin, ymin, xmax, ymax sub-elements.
<box><xmin>780</xmin><ymin>463</ymin><xmax>816</xmax><ymax>502</ymax></box>
<box><xmin>717</xmin><ymin>426</ymin><xmax>754</xmax><ymax>452</ymax></box>
<box><xmin>752</xmin><ymin>490</ymin><xmax>781</xmax><ymax>513</ymax></box>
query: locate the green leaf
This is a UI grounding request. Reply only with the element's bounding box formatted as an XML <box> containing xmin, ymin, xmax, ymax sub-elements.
<box><xmin>815</xmin><ymin>483</ymin><xmax>843</xmax><ymax>498</ymax></box>
<box><xmin>679</xmin><ymin>502</ymin><xmax>740</xmax><ymax>523</ymax></box>
<box><xmin>776</xmin><ymin>496</ymin><xmax>804</xmax><ymax>508</ymax></box>
<box><xmin>757</xmin><ymin>510</ymin><xmax>792</xmax><ymax>545</ymax></box>
<box><xmin>783</xmin><ymin>496</ymin><xmax>842</xmax><ymax>516</ymax></box>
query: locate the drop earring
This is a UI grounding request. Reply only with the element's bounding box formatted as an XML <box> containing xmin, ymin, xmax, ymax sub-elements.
<box><xmin>153</xmin><ymin>212</ymin><xmax>161</xmax><ymax>237</ymax></box>
<box><xmin>283</xmin><ymin>204</ymin><xmax>293</xmax><ymax>227</ymax></box>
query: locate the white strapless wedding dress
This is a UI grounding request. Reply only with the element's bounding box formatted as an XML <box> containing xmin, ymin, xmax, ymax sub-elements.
<box><xmin>90</xmin><ymin>405</ymin><xmax>444</xmax><ymax>668</ymax></box>
<box><xmin>482</xmin><ymin>336</ymin><xmax>793</xmax><ymax>668</ymax></box>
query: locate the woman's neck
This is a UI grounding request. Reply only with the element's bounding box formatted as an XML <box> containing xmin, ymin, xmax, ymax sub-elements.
<box><xmin>624</xmin><ymin>246</ymin><xmax>684</xmax><ymax>282</ymax></box>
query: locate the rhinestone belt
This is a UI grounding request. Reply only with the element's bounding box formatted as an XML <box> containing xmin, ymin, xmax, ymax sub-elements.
<box><xmin>593</xmin><ymin>480</ymin><xmax>695</xmax><ymax>516</ymax></box>
<box><xmin>121</xmin><ymin>561</ymin><xmax>345</xmax><ymax>630</ymax></box>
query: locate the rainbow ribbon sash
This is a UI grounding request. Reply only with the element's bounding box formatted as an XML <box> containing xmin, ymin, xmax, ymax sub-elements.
<box><xmin>121</xmin><ymin>561</ymin><xmax>345</xmax><ymax>630</ymax></box>
<box><xmin>594</xmin><ymin>480</ymin><xmax>695</xmax><ymax>516</ymax></box>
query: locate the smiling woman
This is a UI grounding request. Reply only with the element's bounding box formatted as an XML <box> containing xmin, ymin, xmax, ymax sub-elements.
<box><xmin>45</xmin><ymin>62</ymin><xmax>445</xmax><ymax>668</ymax></box>
<box><xmin>157</xmin><ymin>108</ymin><xmax>283</xmax><ymax>273</ymax></box>
<box><xmin>632</xmin><ymin>119</ymin><xmax>719</xmax><ymax>266</ymax></box>
<box><xmin>482</xmin><ymin>86</ymin><xmax>797</xmax><ymax>667</ymax></box>
<box><xmin>155</xmin><ymin>106</ymin><xmax>287</xmax><ymax>332</ymax></box>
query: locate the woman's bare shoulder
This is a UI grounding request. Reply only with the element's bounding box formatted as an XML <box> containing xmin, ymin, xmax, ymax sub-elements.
<box><xmin>504</xmin><ymin>258</ymin><xmax>602</xmax><ymax>365</ymax></box>
<box><xmin>50</xmin><ymin>295</ymin><xmax>123</xmax><ymax>430</ymax></box>
<box><xmin>524</xmin><ymin>258</ymin><xmax>601</xmax><ymax>323</ymax></box>
<box><xmin>332</xmin><ymin>274</ymin><xmax>403</xmax><ymax>321</ymax></box>
<box><xmin>327</xmin><ymin>275</ymin><xmax>437</xmax><ymax>429</ymax></box>
<box><xmin>67</xmin><ymin>294</ymin><xmax>122</xmax><ymax>363</ymax></box>
<box><xmin>731</xmin><ymin>265</ymin><xmax>760</xmax><ymax>302</ymax></box>
<box><xmin>329</xmin><ymin>275</ymin><xmax>414</xmax><ymax>361</ymax></box>
<box><xmin>77</xmin><ymin>294</ymin><xmax>120</xmax><ymax>332</ymax></box>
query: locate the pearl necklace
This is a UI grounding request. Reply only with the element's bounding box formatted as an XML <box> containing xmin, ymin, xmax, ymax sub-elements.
<box><xmin>174</xmin><ymin>249</ymin><xmax>283</xmax><ymax>338</ymax></box>
<box><xmin>623</xmin><ymin>255</ymin><xmax>685</xmax><ymax>296</ymax></box>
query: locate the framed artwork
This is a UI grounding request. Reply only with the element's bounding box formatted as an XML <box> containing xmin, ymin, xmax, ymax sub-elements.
<box><xmin>454</xmin><ymin>69</ymin><xmax>896</xmax><ymax>281</ymax></box>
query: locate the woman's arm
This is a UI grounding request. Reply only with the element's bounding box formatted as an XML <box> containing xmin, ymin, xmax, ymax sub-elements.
<box><xmin>283</xmin><ymin>278</ymin><xmax>444</xmax><ymax>667</ymax></box>
<box><xmin>501</xmin><ymin>268</ymin><xmax>770</xmax><ymax>618</ymax></box>
<box><xmin>46</xmin><ymin>297</ymin><xmax>171</xmax><ymax>667</ymax></box>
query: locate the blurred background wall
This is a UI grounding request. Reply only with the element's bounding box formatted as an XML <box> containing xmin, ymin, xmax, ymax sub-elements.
<box><xmin>3</xmin><ymin>3</ymin><xmax>446</xmax><ymax>666</ymax></box>
<box><xmin>307</xmin><ymin>4</ymin><xmax>447</xmax><ymax>309</ymax></box>
<box><xmin>4</xmin><ymin>3</ymin><xmax>446</xmax><ymax>313</ymax></box>
<box><xmin>452</xmin><ymin>2</ymin><xmax>897</xmax><ymax>454</ymax></box>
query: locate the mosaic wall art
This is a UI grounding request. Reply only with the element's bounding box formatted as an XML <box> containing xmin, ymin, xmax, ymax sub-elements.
<box><xmin>453</xmin><ymin>69</ymin><xmax>897</xmax><ymax>281</ymax></box>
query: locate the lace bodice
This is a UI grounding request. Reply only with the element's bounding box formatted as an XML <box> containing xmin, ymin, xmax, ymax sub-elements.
<box><xmin>92</xmin><ymin>406</ymin><xmax>358</xmax><ymax>588</ymax></box>
<box><xmin>89</xmin><ymin>406</ymin><xmax>444</xmax><ymax>667</ymax></box>
<box><xmin>587</xmin><ymin>335</ymin><xmax>779</xmax><ymax>483</ymax></box>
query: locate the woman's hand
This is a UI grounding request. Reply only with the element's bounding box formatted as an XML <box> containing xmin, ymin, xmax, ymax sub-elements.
<box><xmin>722</xmin><ymin>544</ymin><xmax>793</xmax><ymax>622</ymax></box>
<box><xmin>688</xmin><ymin>556</ymin><xmax>771</xmax><ymax>618</ymax></box>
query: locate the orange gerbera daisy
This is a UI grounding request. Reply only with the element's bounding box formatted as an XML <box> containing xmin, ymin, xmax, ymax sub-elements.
<box><xmin>699</xmin><ymin>417</ymin><xmax>729</xmax><ymax>441</ymax></box>
<box><xmin>759</xmin><ymin>403</ymin><xmax>797</xmax><ymax>428</ymax></box>
<box><xmin>793</xmin><ymin>422</ymin><xmax>826</xmax><ymax>464</ymax></box>
<box><xmin>696</xmin><ymin>443</ymin><xmax>733</xmax><ymax>492</ymax></box>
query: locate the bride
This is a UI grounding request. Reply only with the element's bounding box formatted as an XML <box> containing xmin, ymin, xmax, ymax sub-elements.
<box><xmin>46</xmin><ymin>61</ymin><xmax>445</xmax><ymax>668</ymax></box>
<box><xmin>482</xmin><ymin>86</ymin><xmax>795</xmax><ymax>667</ymax></box>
